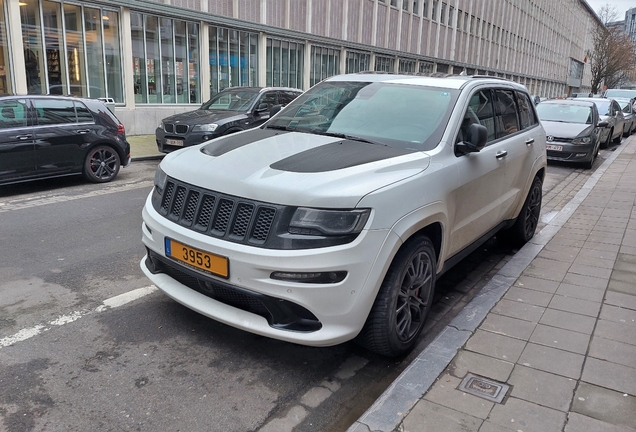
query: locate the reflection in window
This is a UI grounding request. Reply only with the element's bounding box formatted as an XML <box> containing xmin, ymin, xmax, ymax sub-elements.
<box><xmin>375</xmin><ymin>56</ymin><xmax>394</xmax><ymax>72</ymax></box>
<box><xmin>346</xmin><ymin>51</ymin><xmax>371</xmax><ymax>73</ymax></box>
<box><xmin>64</xmin><ymin>3</ymin><xmax>85</xmax><ymax>97</ymax></box>
<box><xmin>104</xmin><ymin>10</ymin><xmax>123</xmax><ymax>103</ymax></box>
<box><xmin>20</xmin><ymin>0</ymin><xmax>45</xmax><ymax>94</ymax></box>
<box><xmin>310</xmin><ymin>45</ymin><xmax>340</xmax><ymax>87</ymax></box>
<box><xmin>0</xmin><ymin>0</ymin><xmax>11</xmax><ymax>94</ymax></box>
<box><xmin>0</xmin><ymin>100</ymin><xmax>28</xmax><ymax>129</ymax></box>
<box><xmin>131</xmin><ymin>12</ymin><xmax>147</xmax><ymax>103</ymax></box>
<box><xmin>85</xmin><ymin>7</ymin><xmax>105</xmax><ymax>98</ymax></box>
<box><xmin>210</xmin><ymin>27</ymin><xmax>258</xmax><ymax>96</ymax></box>
<box><xmin>161</xmin><ymin>18</ymin><xmax>175</xmax><ymax>103</ymax></box>
<box><xmin>145</xmin><ymin>15</ymin><xmax>160</xmax><ymax>103</ymax></box>
<box><xmin>266</xmin><ymin>38</ymin><xmax>303</xmax><ymax>89</ymax></box>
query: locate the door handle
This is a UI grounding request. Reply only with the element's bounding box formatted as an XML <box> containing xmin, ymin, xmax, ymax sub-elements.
<box><xmin>76</xmin><ymin>129</ymin><xmax>90</xmax><ymax>134</ymax></box>
<box><xmin>16</xmin><ymin>134</ymin><xmax>33</xmax><ymax>140</ymax></box>
<box><xmin>496</xmin><ymin>151</ymin><xmax>508</xmax><ymax>159</ymax></box>
<box><xmin>525</xmin><ymin>139</ymin><xmax>534</xmax><ymax>145</ymax></box>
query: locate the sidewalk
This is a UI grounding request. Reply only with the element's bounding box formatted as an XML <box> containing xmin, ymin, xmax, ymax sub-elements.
<box><xmin>350</xmin><ymin>138</ymin><xmax>636</xmax><ymax>432</ymax></box>
<box><xmin>128</xmin><ymin>134</ymin><xmax>164</xmax><ymax>161</ymax></box>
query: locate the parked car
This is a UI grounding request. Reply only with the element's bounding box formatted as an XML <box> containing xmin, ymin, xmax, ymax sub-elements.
<box><xmin>573</xmin><ymin>97</ymin><xmax>625</xmax><ymax>147</ymax></box>
<box><xmin>536</xmin><ymin>99</ymin><xmax>604</xmax><ymax>169</ymax></box>
<box><xmin>603</xmin><ymin>88</ymin><xmax>636</xmax><ymax>99</ymax></box>
<box><xmin>141</xmin><ymin>73</ymin><xmax>547</xmax><ymax>357</ymax></box>
<box><xmin>155</xmin><ymin>86</ymin><xmax>302</xmax><ymax>153</ymax></box>
<box><xmin>571</xmin><ymin>92</ymin><xmax>592</xmax><ymax>98</ymax></box>
<box><xmin>0</xmin><ymin>94</ymin><xmax>130</xmax><ymax>185</ymax></box>
<box><xmin>614</xmin><ymin>97</ymin><xmax>636</xmax><ymax>136</ymax></box>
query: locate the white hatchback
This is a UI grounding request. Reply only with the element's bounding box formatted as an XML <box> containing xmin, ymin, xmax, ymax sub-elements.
<box><xmin>141</xmin><ymin>73</ymin><xmax>547</xmax><ymax>356</ymax></box>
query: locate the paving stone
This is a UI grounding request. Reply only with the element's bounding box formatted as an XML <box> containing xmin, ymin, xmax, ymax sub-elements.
<box><xmin>572</xmin><ymin>382</ymin><xmax>636</xmax><ymax>430</ymax></box>
<box><xmin>447</xmin><ymin>350</ymin><xmax>515</xmax><ymax>382</ymax></box>
<box><xmin>491</xmin><ymin>299</ymin><xmax>545</xmax><ymax>323</ymax></box>
<box><xmin>547</xmin><ymin>295</ymin><xmax>601</xmax><ymax>317</ymax></box>
<box><xmin>565</xmin><ymin>413</ymin><xmax>636</xmax><ymax>432</ymax></box>
<box><xmin>549</xmin><ymin>236</ymin><xmax>586</xmax><ymax>248</ymax></box>
<box><xmin>465</xmin><ymin>330</ymin><xmax>528</xmax><ymax>363</ymax></box>
<box><xmin>572</xmin><ymin>255</ymin><xmax>616</xmax><ymax>270</ymax></box>
<box><xmin>619</xmin><ymin>245</ymin><xmax>636</xmax><ymax>256</ymax></box>
<box><xmin>568</xmin><ymin>262</ymin><xmax>613</xmax><ymax>279</ymax></box>
<box><xmin>401</xmin><ymin>400</ymin><xmax>482</xmax><ymax>432</ymax></box>
<box><xmin>539</xmin><ymin>308</ymin><xmax>597</xmax><ymax>334</ymax></box>
<box><xmin>537</xmin><ymin>248</ymin><xmax>577</xmax><ymax>263</ymax></box>
<box><xmin>562</xmin><ymin>272</ymin><xmax>609</xmax><ymax>290</ymax></box>
<box><xmin>599</xmin><ymin>304</ymin><xmax>636</xmax><ymax>326</ymax></box>
<box><xmin>487</xmin><ymin>397</ymin><xmax>566</xmax><ymax>432</ymax></box>
<box><xmin>508</xmin><ymin>365</ymin><xmax>576</xmax><ymax>412</ymax></box>
<box><xmin>582</xmin><ymin>357</ymin><xmax>636</xmax><ymax>395</ymax></box>
<box><xmin>576</xmin><ymin>247</ymin><xmax>618</xmax><ymax>261</ymax></box>
<box><xmin>608</xmin><ymin>278</ymin><xmax>636</xmax><ymax>296</ymax></box>
<box><xmin>594</xmin><ymin>320</ymin><xmax>636</xmax><ymax>346</ymax></box>
<box><xmin>604</xmin><ymin>291</ymin><xmax>636</xmax><ymax>311</ymax></box>
<box><xmin>503</xmin><ymin>287</ymin><xmax>553</xmax><ymax>307</ymax></box>
<box><xmin>582</xmin><ymin>241</ymin><xmax>621</xmax><ymax>253</ymax></box>
<box><xmin>424</xmin><ymin>374</ymin><xmax>494</xmax><ymax>420</ymax></box>
<box><xmin>514</xmin><ymin>275</ymin><xmax>560</xmax><ymax>294</ymax></box>
<box><xmin>589</xmin><ymin>336</ymin><xmax>636</xmax><ymax>369</ymax></box>
<box><xmin>529</xmin><ymin>324</ymin><xmax>591</xmax><ymax>354</ymax></box>
<box><xmin>480</xmin><ymin>313</ymin><xmax>536</xmax><ymax>341</ymax></box>
<box><xmin>477</xmin><ymin>422</ymin><xmax>519</xmax><ymax>432</ymax></box>
<box><xmin>517</xmin><ymin>343</ymin><xmax>585</xmax><ymax>379</ymax></box>
<box><xmin>523</xmin><ymin>257</ymin><xmax>571</xmax><ymax>282</ymax></box>
<box><xmin>556</xmin><ymin>283</ymin><xmax>605</xmax><ymax>302</ymax></box>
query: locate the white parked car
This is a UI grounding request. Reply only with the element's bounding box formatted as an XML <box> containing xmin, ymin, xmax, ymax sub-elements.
<box><xmin>141</xmin><ymin>73</ymin><xmax>547</xmax><ymax>356</ymax></box>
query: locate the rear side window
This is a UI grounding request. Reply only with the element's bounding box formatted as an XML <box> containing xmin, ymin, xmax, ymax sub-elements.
<box><xmin>516</xmin><ymin>92</ymin><xmax>538</xmax><ymax>129</ymax></box>
<box><xmin>76</xmin><ymin>102</ymin><xmax>94</xmax><ymax>123</ymax></box>
<box><xmin>33</xmin><ymin>99</ymin><xmax>77</xmax><ymax>125</ymax></box>
<box><xmin>494</xmin><ymin>89</ymin><xmax>520</xmax><ymax>139</ymax></box>
<box><xmin>0</xmin><ymin>99</ymin><xmax>29</xmax><ymax>129</ymax></box>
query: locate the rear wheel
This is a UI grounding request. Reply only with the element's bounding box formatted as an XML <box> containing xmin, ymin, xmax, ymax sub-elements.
<box><xmin>505</xmin><ymin>176</ymin><xmax>542</xmax><ymax>247</ymax></box>
<box><xmin>83</xmin><ymin>145</ymin><xmax>121</xmax><ymax>183</ymax></box>
<box><xmin>356</xmin><ymin>236</ymin><xmax>436</xmax><ymax>357</ymax></box>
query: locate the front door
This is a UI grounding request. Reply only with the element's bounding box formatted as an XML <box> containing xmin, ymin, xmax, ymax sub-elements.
<box><xmin>0</xmin><ymin>99</ymin><xmax>35</xmax><ymax>183</ymax></box>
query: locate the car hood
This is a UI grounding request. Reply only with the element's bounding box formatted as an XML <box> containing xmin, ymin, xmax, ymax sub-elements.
<box><xmin>162</xmin><ymin>109</ymin><xmax>246</xmax><ymax>125</ymax></box>
<box><xmin>161</xmin><ymin>128</ymin><xmax>430</xmax><ymax>208</ymax></box>
<box><xmin>541</xmin><ymin>121</ymin><xmax>594</xmax><ymax>138</ymax></box>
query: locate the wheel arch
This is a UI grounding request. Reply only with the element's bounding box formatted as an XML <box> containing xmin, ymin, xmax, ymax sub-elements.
<box><xmin>85</xmin><ymin>140</ymin><xmax>126</xmax><ymax>163</ymax></box>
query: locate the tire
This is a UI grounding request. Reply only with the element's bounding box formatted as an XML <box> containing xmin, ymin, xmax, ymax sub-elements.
<box><xmin>600</xmin><ymin>129</ymin><xmax>611</xmax><ymax>149</ymax></box>
<box><xmin>356</xmin><ymin>236</ymin><xmax>436</xmax><ymax>357</ymax></box>
<box><xmin>505</xmin><ymin>176</ymin><xmax>542</xmax><ymax>247</ymax></box>
<box><xmin>83</xmin><ymin>145</ymin><xmax>121</xmax><ymax>183</ymax></box>
<box><xmin>583</xmin><ymin>141</ymin><xmax>599</xmax><ymax>169</ymax></box>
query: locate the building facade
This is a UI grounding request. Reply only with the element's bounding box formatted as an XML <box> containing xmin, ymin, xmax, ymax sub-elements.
<box><xmin>0</xmin><ymin>0</ymin><xmax>602</xmax><ymax>135</ymax></box>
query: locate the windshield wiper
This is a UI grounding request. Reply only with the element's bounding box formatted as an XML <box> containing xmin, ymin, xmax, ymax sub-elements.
<box><xmin>306</xmin><ymin>130</ymin><xmax>386</xmax><ymax>146</ymax></box>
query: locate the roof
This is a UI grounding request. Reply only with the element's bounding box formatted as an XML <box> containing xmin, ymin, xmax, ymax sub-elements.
<box><xmin>325</xmin><ymin>73</ymin><xmax>525</xmax><ymax>91</ymax></box>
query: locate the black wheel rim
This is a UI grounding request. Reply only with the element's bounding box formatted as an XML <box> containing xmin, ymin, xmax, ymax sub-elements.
<box><xmin>524</xmin><ymin>183</ymin><xmax>542</xmax><ymax>239</ymax></box>
<box><xmin>395</xmin><ymin>251</ymin><xmax>433</xmax><ymax>341</ymax></box>
<box><xmin>89</xmin><ymin>148</ymin><xmax>117</xmax><ymax>180</ymax></box>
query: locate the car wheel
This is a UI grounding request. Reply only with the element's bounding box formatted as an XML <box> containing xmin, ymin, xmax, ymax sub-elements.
<box><xmin>505</xmin><ymin>176</ymin><xmax>542</xmax><ymax>247</ymax></box>
<box><xmin>356</xmin><ymin>235</ymin><xmax>436</xmax><ymax>357</ymax></box>
<box><xmin>600</xmin><ymin>129</ymin><xmax>611</xmax><ymax>149</ymax></box>
<box><xmin>583</xmin><ymin>151</ymin><xmax>595</xmax><ymax>169</ymax></box>
<box><xmin>83</xmin><ymin>145</ymin><xmax>121</xmax><ymax>183</ymax></box>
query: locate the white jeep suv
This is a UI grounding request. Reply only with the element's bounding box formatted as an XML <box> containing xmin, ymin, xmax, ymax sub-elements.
<box><xmin>141</xmin><ymin>73</ymin><xmax>547</xmax><ymax>356</ymax></box>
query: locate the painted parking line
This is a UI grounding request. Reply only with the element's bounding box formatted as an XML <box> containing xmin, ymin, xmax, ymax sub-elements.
<box><xmin>0</xmin><ymin>285</ymin><xmax>157</xmax><ymax>349</ymax></box>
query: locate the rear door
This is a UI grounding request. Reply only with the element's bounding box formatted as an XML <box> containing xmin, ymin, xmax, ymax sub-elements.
<box><xmin>32</xmin><ymin>98</ymin><xmax>93</xmax><ymax>174</ymax></box>
<box><xmin>0</xmin><ymin>98</ymin><xmax>35</xmax><ymax>183</ymax></box>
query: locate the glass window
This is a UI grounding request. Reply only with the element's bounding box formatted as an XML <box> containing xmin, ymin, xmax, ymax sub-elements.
<box><xmin>399</xmin><ymin>59</ymin><xmax>416</xmax><ymax>73</ymax></box>
<box><xmin>84</xmin><ymin>7</ymin><xmax>105</xmax><ymax>99</ymax></box>
<box><xmin>103</xmin><ymin>10</ymin><xmax>123</xmax><ymax>102</ymax></box>
<box><xmin>33</xmin><ymin>98</ymin><xmax>77</xmax><ymax>125</ymax></box>
<box><xmin>63</xmin><ymin>4</ymin><xmax>86</xmax><ymax>97</ymax></box>
<box><xmin>144</xmin><ymin>15</ymin><xmax>161</xmax><ymax>103</ymax></box>
<box><xmin>21</xmin><ymin>0</ymin><xmax>46</xmax><ymax>94</ymax></box>
<box><xmin>494</xmin><ymin>89</ymin><xmax>520</xmax><ymax>139</ymax></box>
<box><xmin>131</xmin><ymin>12</ymin><xmax>147</xmax><ymax>103</ymax></box>
<box><xmin>266</xmin><ymin>38</ymin><xmax>303</xmax><ymax>90</ymax></box>
<box><xmin>0</xmin><ymin>99</ymin><xmax>28</xmax><ymax>129</ymax></box>
<box><xmin>188</xmin><ymin>22</ymin><xmax>200</xmax><ymax>103</ymax></box>
<box><xmin>346</xmin><ymin>51</ymin><xmax>371</xmax><ymax>73</ymax></box>
<box><xmin>76</xmin><ymin>102</ymin><xmax>94</xmax><ymax>123</ymax></box>
<box><xmin>459</xmin><ymin>89</ymin><xmax>496</xmax><ymax>143</ymax></box>
<box><xmin>160</xmin><ymin>18</ymin><xmax>175</xmax><ymax>103</ymax></box>
<box><xmin>211</xmin><ymin>27</ymin><xmax>257</xmax><ymax>94</ymax></box>
<box><xmin>41</xmin><ymin>1</ymin><xmax>65</xmax><ymax>96</ymax></box>
<box><xmin>174</xmin><ymin>20</ymin><xmax>188</xmax><ymax>103</ymax></box>
<box><xmin>516</xmin><ymin>92</ymin><xmax>537</xmax><ymax>129</ymax></box>
<box><xmin>375</xmin><ymin>56</ymin><xmax>394</xmax><ymax>72</ymax></box>
<box><xmin>0</xmin><ymin>0</ymin><xmax>11</xmax><ymax>94</ymax></box>
<box><xmin>419</xmin><ymin>61</ymin><xmax>434</xmax><ymax>74</ymax></box>
<box><xmin>310</xmin><ymin>45</ymin><xmax>340</xmax><ymax>87</ymax></box>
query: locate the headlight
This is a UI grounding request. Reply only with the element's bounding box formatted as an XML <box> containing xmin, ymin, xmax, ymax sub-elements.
<box><xmin>288</xmin><ymin>208</ymin><xmax>370</xmax><ymax>236</ymax></box>
<box><xmin>153</xmin><ymin>166</ymin><xmax>168</xmax><ymax>195</ymax></box>
<box><xmin>158</xmin><ymin>121</ymin><xmax>164</xmax><ymax>129</ymax></box>
<box><xmin>572</xmin><ymin>136</ymin><xmax>592</xmax><ymax>145</ymax></box>
<box><xmin>192</xmin><ymin>123</ymin><xmax>219</xmax><ymax>132</ymax></box>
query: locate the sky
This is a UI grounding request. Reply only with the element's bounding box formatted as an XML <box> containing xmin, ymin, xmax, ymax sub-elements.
<box><xmin>584</xmin><ymin>0</ymin><xmax>634</xmax><ymax>18</ymax></box>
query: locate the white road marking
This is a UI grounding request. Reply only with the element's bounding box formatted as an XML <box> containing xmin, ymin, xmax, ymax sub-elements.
<box><xmin>0</xmin><ymin>285</ymin><xmax>157</xmax><ymax>349</ymax></box>
<box><xmin>0</xmin><ymin>180</ymin><xmax>153</xmax><ymax>213</ymax></box>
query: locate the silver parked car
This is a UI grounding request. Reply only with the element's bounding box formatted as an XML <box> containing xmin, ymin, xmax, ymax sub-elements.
<box><xmin>573</xmin><ymin>98</ymin><xmax>624</xmax><ymax>147</ymax></box>
<box><xmin>614</xmin><ymin>97</ymin><xmax>636</xmax><ymax>136</ymax></box>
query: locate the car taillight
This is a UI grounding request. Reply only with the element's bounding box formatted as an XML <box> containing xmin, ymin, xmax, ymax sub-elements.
<box><xmin>117</xmin><ymin>123</ymin><xmax>125</xmax><ymax>135</ymax></box>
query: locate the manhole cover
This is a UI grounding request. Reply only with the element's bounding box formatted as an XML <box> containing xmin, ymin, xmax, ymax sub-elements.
<box><xmin>458</xmin><ymin>373</ymin><xmax>510</xmax><ymax>403</ymax></box>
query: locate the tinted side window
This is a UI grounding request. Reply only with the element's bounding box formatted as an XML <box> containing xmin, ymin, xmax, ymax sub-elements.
<box><xmin>0</xmin><ymin>99</ymin><xmax>29</xmax><ymax>129</ymax></box>
<box><xmin>33</xmin><ymin>99</ymin><xmax>77</xmax><ymax>125</ymax></box>
<box><xmin>258</xmin><ymin>92</ymin><xmax>278</xmax><ymax>111</ymax></box>
<box><xmin>75</xmin><ymin>102</ymin><xmax>94</xmax><ymax>123</ymax></box>
<box><xmin>458</xmin><ymin>89</ymin><xmax>496</xmax><ymax>144</ymax></box>
<box><xmin>278</xmin><ymin>91</ymin><xmax>300</xmax><ymax>106</ymax></box>
<box><xmin>516</xmin><ymin>91</ymin><xmax>538</xmax><ymax>129</ymax></box>
<box><xmin>494</xmin><ymin>89</ymin><xmax>520</xmax><ymax>139</ymax></box>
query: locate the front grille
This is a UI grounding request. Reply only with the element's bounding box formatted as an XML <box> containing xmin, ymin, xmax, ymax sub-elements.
<box><xmin>164</xmin><ymin>124</ymin><xmax>174</xmax><ymax>133</ymax></box>
<box><xmin>163</xmin><ymin>124</ymin><xmax>189</xmax><ymax>135</ymax></box>
<box><xmin>155</xmin><ymin>177</ymin><xmax>280</xmax><ymax>246</ymax></box>
<box><xmin>176</xmin><ymin>124</ymin><xmax>189</xmax><ymax>134</ymax></box>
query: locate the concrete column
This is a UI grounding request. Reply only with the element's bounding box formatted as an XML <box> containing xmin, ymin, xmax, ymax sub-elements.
<box><xmin>303</xmin><ymin>41</ymin><xmax>311</xmax><ymax>89</ymax></box>
<box><xmin>7</xmin><ymin>0</ymin><xmax>27</xmax><ymax>95</ymax></box>
<box><xmin>200</xmin><ymin>23</ymin><xmax>211</xmax><ymax>101</ymax></box>
<box><xmin>120</xmin><ymin>8</ymin><xmax>135</xmax><ymax>109</ymax></box>
<box><xmin>258</xmin><ymin>32</ymin><xmax>267</xmax><ymax>86</ymax></box>
<box><xmin>340</xmin><ymin>47</ymin><xmax>347</xmax><ymax>75</ymax></box>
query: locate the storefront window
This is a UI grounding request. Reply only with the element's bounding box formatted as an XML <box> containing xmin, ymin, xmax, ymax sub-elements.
<box><xmin>145</xmin><ymin>15</ymin><xmax>160</xmax><ymax>103</ymax></box>
<box><xmin>188</xmin><ymin>22</ymin><xmax>199</xmax><ymax>103</ymax></box>
<box><xmin>131</xmin><ymin>12</ymin><xmax>147</xmax><ymax>103</ymax></box>
<box><xmin>174</xmin><ymin>20</ymin><xmax>187</xmax><ymax>103</ymax></box>
<box><xmin>160</xmin><ymin>17</ymin><xmax>175</xmax><ymax>103</ymax></box>
<box><xmin>64</xmin><ymin>3</ymin><xmax>85</xmax><ymax>97</ymax></box>
<box><xmin>84</xmin><ymin>7</ymin><xmax>105</xmax><ymax>98</ymax></box>
<box><xmin>346</xmin><ymin>51</ymin><xmax>370</xmax><ymax>73</ymax></box>
<box><xmin>375</xmin><ymin>55</ymin><xmax>395</xmax><ymax>72</ymax></box>
<box><xmin>310</xmin><ymin>45</ymin><xmax>340</xmax><ymax>87</ymax></box>
<box><xmin>20</xmin><ymin>0</ymin><xmax>45</xmax><ymax>94</ymax></box>
<box><xmin>0</xmin><ymin>0</ymin><xmax>10</xmax><ymax>94</ymax></box>
<box><xmin>209</xmin><ymin>26</ymin><xmax>258</xmax><ymax>95</ymax></box>
<box><xmin>103</xmin><ymin>10</ymin><xmax>123</xmax><ymax>102</ymax></box>
<box><xmin>266</xmin><ymin>38</ymin><xmax>303</xmax><ymax>89</ymax></box>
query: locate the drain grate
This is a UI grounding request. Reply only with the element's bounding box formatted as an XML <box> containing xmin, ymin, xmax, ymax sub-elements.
<box><xmin>458</xmin><ymin>373</ymin><xmax>510</xmax><ymax>403</ymax></box>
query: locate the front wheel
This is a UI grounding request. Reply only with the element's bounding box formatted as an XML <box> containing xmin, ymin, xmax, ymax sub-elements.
<box><xmin>83</xmin><ymin>145</ymin><xmax>121</xmax><ymax>183</ymax></box>
<box><xmin>505</xmin><ymin>176</ymin><xmax>542</xmax><ymax>247</ymax></box>
<box><xmin>356</xmin><ymin>236</ymin><xmax>436</xmax><ymax>357</ymax></box>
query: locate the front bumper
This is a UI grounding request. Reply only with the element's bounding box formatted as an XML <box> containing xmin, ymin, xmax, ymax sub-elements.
<box><xmin>140</xmin><ymin>195</ymin><xmax>397</xmax><ymax>346</ymax></box>
<box><xmin>155</xmin><ymin>127</ymin><xmax>219</xmax><ymax>153</ymax></box>
<box><xmin>546</xmin><ymin>141</ymin><xmax>595</xmax><ymax>163</ymax></box>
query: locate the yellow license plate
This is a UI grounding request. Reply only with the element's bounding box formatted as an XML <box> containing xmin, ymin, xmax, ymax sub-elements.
<box><xmin>165</xmin><ymin>238</ymin><xmax>229</xmax><ymax>278</ymax></box>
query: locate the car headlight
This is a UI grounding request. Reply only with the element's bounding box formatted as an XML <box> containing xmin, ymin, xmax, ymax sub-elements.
<box><xmin>288</xmin><ymin>208</ymin><xmax>370</xmax><ymax>236</ymax></box>
<box><xmin>572</xmin><ymin>136</ymin><xmax>592</xmax><ymax>145</ymax></box>
<box><xmin>153</xmin><ymin>166</ymin><xmax>168</xmax><ymax>195</ymax></box>
<box><xmin>192</xmin><ymin>123</ymin><xmax>219</xmax><ymax>132</ymax></box>
<box><xmin>158</xmin><ymin>121</ymin><xmax>164</xmax><ymax>129</ymax></box>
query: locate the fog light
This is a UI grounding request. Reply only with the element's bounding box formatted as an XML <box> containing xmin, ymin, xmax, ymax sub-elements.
<box><xmin>270</xmin><ymin>271</ymin><xmax>347</xmax><ymax>284</ymax></box>
<box><xmin>575</xmin><ymin>153</ymin><xmax>587</xmax><ymax>157</ymax></box>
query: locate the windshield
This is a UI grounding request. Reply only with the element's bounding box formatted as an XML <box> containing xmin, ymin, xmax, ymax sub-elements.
<box><xmin>536</xmin><ymin>103</ymin><xmax>592</xmax><ymax>124</ymax></box>
<box><xmin>201</xmin><ymin>89</ymin><xmax>260</xmax><ymax>111</ymax></box>
<box><xmin>266</xmin><ymin>81</ymin><xmax>459</xmax><ymax>151</ymax></box>
<box><xmin>605</xmin><ymin>89</ymin><xmax>636</xmax><ymax>99</ymax></box>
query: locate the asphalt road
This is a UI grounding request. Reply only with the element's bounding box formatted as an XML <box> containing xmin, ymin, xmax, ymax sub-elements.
<box><xmin>0</xmin><ymin>148</ymin><xmax>613</xmax><ymax>432</ymax></box>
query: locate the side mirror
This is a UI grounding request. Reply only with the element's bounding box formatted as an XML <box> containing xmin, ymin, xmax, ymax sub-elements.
<box><xmin>269</xmin><ymin>104</ymin><xmax>283</xmax><ymax>117</ymax></box>
<box><xmin>255</xmin><ymin>103</ymin><xmax>268</xmax><ymax>114</ymax></box>
<box><xmin>457</xmin><ymin>123</ymin><xmax>488</xmax><ymax>155</ymax></box>
<box><xmin>598</xmin><ymin>121</ymin><xmax>609</xmax><ymax>128</ymax></box>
